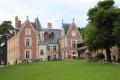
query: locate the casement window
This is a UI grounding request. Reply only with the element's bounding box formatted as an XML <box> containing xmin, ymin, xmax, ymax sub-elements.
<box><xmin>44</xmin><ymin>31</ymin><xmax>48</xmax><ymax>41</ymax></box>
<box><xmin>25</xmin><ymin>50</ymin><xmax>31</xmax><ymax>59</ymax></box>
<box><xmin>53</xmin><ymin>45</ymin><xmax>56</xmax><ymax>51</ymax></box>
<box><xmin>53</xmin><ymin>46</ymin><xmax>56</xmax><ymax>51</ymax></box>
<box><xmin>47</xmin><ymin>45</ymin><xmax>50</xmax><ymax>51</ymax></box>
<box><xmin>49</xmin><ymin>32</ymin><xmax>54</xmax><ymax>39</ymax></box>
<box><xmin>40</xmin><ymin>49</ymin><xmax>44</xmax><ymax>55</ymax></box>
<box><xmin>73</xmin><ymin>52</ymin><xmax>77</xmax><ymax>55</ymax></box>
<box><xmin>72</xmin><ymin>51</ymin><xmax>77</xmax><ymax>59</ymax></box>
<box><xmin>25</xmin><ymin>28</ymin><xmax>31</xmax><ymax>35</ymax></box>
<box><xmin>25</xmin><ymin>38</ymin><xmax>32</xmax><ymax>46</ymax></box>
<box><xmin>72</xmin><ymin>40</ymin><xmax>77</xmax><ymax>48</ymax></box>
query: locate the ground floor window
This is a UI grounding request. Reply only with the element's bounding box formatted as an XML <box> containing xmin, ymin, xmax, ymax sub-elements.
<box><xmin>40</xmin><ymin>49</ymin><xmax>44</xmax><ymax>55</ymax></box>
<box><xmin>25</xmin><ymin>50</ymin><xmax>31</xmax><ymax>59</ymax></box>
<box><xmin>53</xmin><ymin>46</ymin><xmax>56</xmax><ymax>51</ymax></box>
<box><xmin>73</xmin><ymin>52</ymin><xmax>76</xmax><ymax>55</ymax></box>
<box><xmin>72</xmin><ymin>52</ymin><xmax>77</xmax><ymax>59</ymax></box>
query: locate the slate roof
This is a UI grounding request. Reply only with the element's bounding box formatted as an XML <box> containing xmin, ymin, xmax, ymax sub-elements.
<box><xmin>31</xmin><ymin>18</ymin><xmax>42</xmax><ymax>31</ymax></box>
<box><xmin>42</xmin><ymin>29</ymin><xmax>61</xmax><ymax>44</ymax></box>
<box><xmin>62</xmin><ymin>23</ymin><xmax>71</xmax><ymax>35</ymax></box>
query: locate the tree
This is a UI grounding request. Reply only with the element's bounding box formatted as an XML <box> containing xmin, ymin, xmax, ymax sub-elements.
<box><xmin>0</xmin><ymin>21</ymin><xmax>14</xmax><ymax>65</ymax></box>
<box><xmin>84</xmin><ymin>23</ymin><xmax>97</xmax><ymax>51</ymax></box>
<box><xmin>87</xmin><ymin>0</ymin><xmax>120</xmax><ymax>62</ymax></box>
<box><xmin>112</xmin><ymin>8</ymin><xmax>120</xmax><ymax>47</ymax></box>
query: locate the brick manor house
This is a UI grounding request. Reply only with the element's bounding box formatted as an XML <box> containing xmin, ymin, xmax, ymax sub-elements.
<box><xmin>7</xmin><ymin>16</ymin><xmax>82</xmax><ymax>65</ymax></box>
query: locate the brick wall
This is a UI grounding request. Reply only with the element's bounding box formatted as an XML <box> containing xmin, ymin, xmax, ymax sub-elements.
<box><xmin>18</xmin><ymin>20</ymin><xmax>38</xmax><ymax>61</ymax></box>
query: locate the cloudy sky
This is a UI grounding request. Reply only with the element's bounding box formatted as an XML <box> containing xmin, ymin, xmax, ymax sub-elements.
<box><xmin>0</xmin><ymin>0</ymin><xmax>120</xmax><ymax>28</ymax></box>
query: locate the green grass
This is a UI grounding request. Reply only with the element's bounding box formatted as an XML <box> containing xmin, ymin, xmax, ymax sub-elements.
<box><xmin>0</xmin><ymin>60</ymin><xmax>120</xmax><ymax>80</ymax></box>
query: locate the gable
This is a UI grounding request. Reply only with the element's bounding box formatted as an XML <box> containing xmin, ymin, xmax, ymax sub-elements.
<box><xmin>66</xmin><ymin>23</ymin><xmax>81</xmax><ymax>38</ymax></box>
<box><xmin>18</xmin><ymin>19</ymin><xmax>37</xmax><ymax>36</ymax></box>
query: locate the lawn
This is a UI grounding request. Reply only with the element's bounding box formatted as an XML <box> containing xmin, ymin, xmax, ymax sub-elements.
<box><xmin>0</xmin><ymin>60</ymin><xmax>120</xmax><ymax>80</ymax></box>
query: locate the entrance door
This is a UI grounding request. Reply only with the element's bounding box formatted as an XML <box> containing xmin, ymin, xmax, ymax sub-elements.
<box><xmin>48</xmin><ymin>56</ymin><xmax>51</xmax><ymax>61</ymax></box>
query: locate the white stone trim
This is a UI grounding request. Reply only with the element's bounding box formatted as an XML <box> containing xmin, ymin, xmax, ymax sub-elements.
<box><xmin>25</xmin><ymin>28</ymin><xmax>31</xmax><ymax>35</ymax></box>
<box><xmin>65</xmin><ymin>37</ymin><xmax>67</xmax><ymax>47</ymax></box>
<box><xmin>71</xmin><ymin>51</ymin><xmax>78</xmax><ymax>57</ymax></box>
<box><xmin>24</xmin><ymin>49</ymin><xmax>32</xmax><ymax>59</ymax></box>
<box><xmin>71</xmin><ymin>40</ymin><xmax>77</xmax><ymax>48</ymax></box>
<box><xmin>17</xmin><ymin>19</ymin><xmax>38</xmax><ymax>37</ymax></box>
<box><xmin>24</xmin><ymin>37</ymin><xmax>32</xmax><ymax>46</ymax></box>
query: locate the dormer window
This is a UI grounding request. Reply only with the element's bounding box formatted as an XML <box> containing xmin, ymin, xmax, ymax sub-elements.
<box><xmin>49</xmin><ymin>31</ymin><xmax>54</xmax><ymax>39</ymax></box>
<box><xmin>44</xmin><ymin>31</ymin><xmax>48</xmax><ymax>40</ymax></box>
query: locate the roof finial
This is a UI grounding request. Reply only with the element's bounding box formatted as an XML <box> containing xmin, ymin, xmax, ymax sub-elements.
<box><xmin>62</xmin><ymin>19</ymin><xmax>63</xmax><ymax>24</ymax></box>
<box><xmin>73</xmin><ymin>18</ymin><xmax>75</xmax><ymax>22</ymax></box>
<box><xmin>27</xmin><ymin>16</ymin><xmax>29</xmax><ymax>19</ymax></box>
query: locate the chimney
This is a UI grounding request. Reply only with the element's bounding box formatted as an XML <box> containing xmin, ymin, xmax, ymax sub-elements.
<box><xmin>15</xmin><ymin>16</ymin><xmax>18</xmax><ymax>29</ymax></box>
<box><xmin>18</xmin><ymin>20</ymin><xmax>21</xmax><ymax>28</ymax></box>
<box><xmin>15</xmin><ymin>16</ymin><xmax>21</xmax><ymax>34</ymax></box>
<box><xmin>47</xmin><ymin>22</ymin><xmax>52</xmax><ymax>29</ymax></box>
<box><xmin>15</xmin><ymin>16</ymin><xmax>21</xmax><ymax>29</ymax></box>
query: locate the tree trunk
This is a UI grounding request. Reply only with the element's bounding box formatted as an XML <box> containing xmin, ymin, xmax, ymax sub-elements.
<box><xmin>106</xmin><ymin>48</ymin><xmax>111</xmax><ymax>62</ymax></box>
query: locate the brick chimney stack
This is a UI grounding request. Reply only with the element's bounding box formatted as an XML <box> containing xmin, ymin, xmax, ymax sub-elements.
<box><xmin>47</xmin><ymin>22</ymin><xmax>52</xmax><ymax>29</ymax></box>
<box><xmin>15</xmin><ymin>16</ymin><xmax>21</xmax><ymax>34</ymax></box>
<box><xmin>15</xmin><ymin>16</ymin><xmax>18</xmax><ymax>29</ymax></box>
<box><xmin>15</xmin><ymin>16</ymin><xmax>21</xmax><ymax>29</ymax></box>
<box><xmin>18</xmin><ymin>20</ymin><xmax>21</xmax><ymax>28</ymax></box>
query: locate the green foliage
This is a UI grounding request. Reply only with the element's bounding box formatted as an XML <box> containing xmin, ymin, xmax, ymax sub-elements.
<box><xmin>97</xmin><ymin>0</ymin><xmax>115</xmax><ymax>10</ymax></box>
<box><xmin>95</xmin><ymin>53</ymin><xmax>105</xmax><ymax>60</ymax></box>
<box><xmin>0</xmin><ymin>21</ymin><xmax>14</xmax><ymax>64</ymax></box>
<box><xmin>84</xmin><ymin>23</ymin><xmax>97</xmax><ymax>51</ymax></box>
<box><xmin>86</xmin><ymin>0</ymin><xmax>120</xmax><ymax>61</ymax></box>
<box><xmin>112</xmin><ymin>9</ymin><xmax>120</xmax><ymax>47</ymax></box>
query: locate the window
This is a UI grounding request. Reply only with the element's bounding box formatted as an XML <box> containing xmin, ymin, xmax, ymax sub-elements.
<box><xmin>40</xmin><ymin>49</ymin><xmax>44</xmax><ymax>55</ymax></box>
<box><xmin>72</xmin><ymin>40</ymin><xmax>77</xmax><ymax>48</ymax></box>
<box><xmin>26</xmin><ymin>39</ymin><xmax>30</xmax><ymax>46</ymax></box>
<box><xmin>73</xmin><ymin>52</ymin><xmax>76</xmax><ymax>55</ymax></box>
<box><xmin>25</xmin><ymin>38</ymin><xmax>31</xmax><ymax>46</ymax></box>
<box><xmin>44</xmin><ymin>31</ymin><xmax>48</xmax><ymax>40</ymax></box>
<box><xmin>53</xmin><ymin>46</ymin><xmax>56</xmax><ymax>51</ymax></box>
<box><xmin>25</xmin><ymin>50</ymin><xmax>31</xmax><ymax>58</ymax></box>
<box><xmin>47</xmin><ymin>45</ymin><xmax>50</xmax><ymax>51</ymax></box>
<box><xmin>49</xmin><ymin>31</ymin><xmax>54</xmax><ymax>39</ymax></box>
<box><xmin>25</xmin><ymin>28</ymin><xmax>31</xmax><ymax>35</ymax></box>
<box><xmin>72</xmin><ymin>52</ymin><xmax>77</xmax><ymax>59</ymax></box>
<box><xmin>72</xmin><ymin>31</ymin><xmax>76</xmax><ymax>37</ymax></box>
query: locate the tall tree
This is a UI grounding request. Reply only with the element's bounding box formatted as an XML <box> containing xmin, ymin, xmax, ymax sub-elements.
<box><xmin>0</xmin><ymin>21</ymin><xmax>14</xmax><ymax>65</ymax></box>
<box><xmin>87</xmin><ymin>0</ymin><xmax>120</xmax><ymax>62</ymax></box>
<box><xmin>112</xmin><ymin>8</ymin><xmax>120</xmax><ymax>47</ymax></box>
<box><xmin>84</xmin><ymin>23</ymin><xmax>97</xmax><ymax>51</ymax></box>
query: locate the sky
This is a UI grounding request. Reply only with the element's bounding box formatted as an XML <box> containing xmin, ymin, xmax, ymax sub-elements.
<box><xmin>0</xmin><ymin>0</ymin><xmax>120</xmax><ymax>29</ymax></box>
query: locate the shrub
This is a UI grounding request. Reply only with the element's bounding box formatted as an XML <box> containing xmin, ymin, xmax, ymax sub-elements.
<box><xmin>95</xmin><ymin>53</ymin><xmax>105</xmax><ymax>60</ymax></box>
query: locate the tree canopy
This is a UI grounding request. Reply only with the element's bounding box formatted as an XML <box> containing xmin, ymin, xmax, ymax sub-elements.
<box><xmin>85</xmin><ymin>0</ymin><xmax>120</xmax><ymax>62</ymax></box>
<box><xmin>0</xmin><ymin>21</ymin><xmax>14</xmax><ymax>65</ymax></box>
